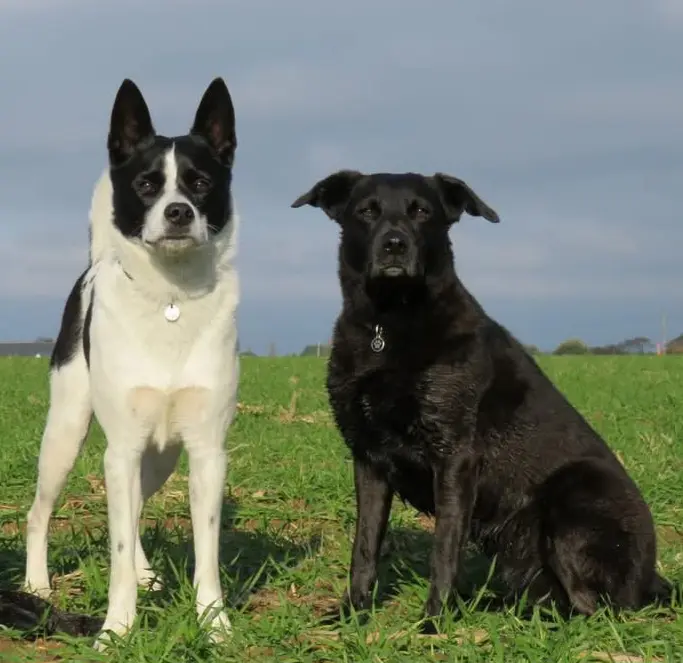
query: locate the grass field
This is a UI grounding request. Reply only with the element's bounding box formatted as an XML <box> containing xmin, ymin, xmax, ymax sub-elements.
<box><xmin>0</xmin><ymin>355</ymin><xmax>682</xmax><ymax>662</ymax></box>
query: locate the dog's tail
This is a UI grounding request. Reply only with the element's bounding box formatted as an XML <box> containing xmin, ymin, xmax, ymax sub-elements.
<box><xmin>0</xmin><ymin>590</ymin><xmax>103</xmax><ymax>638</ymax></box>
<box><xmin>646</xmin><ymin>573</ymin><xmax>680</xmax><ymax>608</ymax></box>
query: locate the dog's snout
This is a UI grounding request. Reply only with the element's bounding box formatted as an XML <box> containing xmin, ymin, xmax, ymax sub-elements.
<box><xmin>381</xmin><ymin>231</ymin><xmax>408</xmax><ymax>256</ymax></box>
<box><xmin>164</xmin><ymin>202</ymin><xmax>195</xmax><ymax>226</ymax></box>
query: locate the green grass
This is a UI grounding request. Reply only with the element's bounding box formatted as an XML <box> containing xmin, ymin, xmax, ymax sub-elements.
<box><xmin>1</xmin><ymin>355</ymin><xmax>682</xmax><ymax>662</ymax></box>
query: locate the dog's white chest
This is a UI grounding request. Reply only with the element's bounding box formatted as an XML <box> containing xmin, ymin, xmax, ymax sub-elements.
<box><xmin>87</xmin><ymin>263</ymin><xmax>239</xmax><ymax>448</ymax></box>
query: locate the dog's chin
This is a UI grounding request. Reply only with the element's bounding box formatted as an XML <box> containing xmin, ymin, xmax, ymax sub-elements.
<box><xmin>365</xmin><ymin>264</ymin><xmax>425</xmax><ymax>309</ymax></box>
<box><xmin>369</xmin><ymin>262</ymin><xmax>419</xmax><ymax>281</ymax></box>
<box><xmin>145</xmin><ymin>236</ymin><xmax>202</xmax><ymax>258</ymax></box>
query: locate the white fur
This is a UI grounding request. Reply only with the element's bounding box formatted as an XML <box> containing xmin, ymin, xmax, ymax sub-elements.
<box><xmin>24</xmin><ymin>156</ymin><xmax>240</xmax><ymax>650</ymax></box>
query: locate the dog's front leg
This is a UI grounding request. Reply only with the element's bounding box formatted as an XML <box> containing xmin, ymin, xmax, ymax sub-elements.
<box><xmin>95</xmin><ymin>442</ymin><xmax>143</xmax><ymax>650</ymax></box>
<box><xmin>423</xmin><ymin>449</ymin><xmax>478</xmax><ymax>633</ymax></box>
<box><xmin>187</xmin><ymin>440</ymin><xmax>231</xmax><ymax>642</ymax></box>
<box><xmin>344</xmin><ymin>458</ymin><xmax>394</xmax><ymax>615</ymax></box>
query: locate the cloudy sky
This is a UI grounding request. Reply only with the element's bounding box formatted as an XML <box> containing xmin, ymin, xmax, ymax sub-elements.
<box><xmin>1</xmin><ymin>0</ymin><xmax>682</xmax><ymax>353</ymax></box>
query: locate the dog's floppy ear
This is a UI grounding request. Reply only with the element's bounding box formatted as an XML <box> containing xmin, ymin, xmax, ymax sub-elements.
<box><xmin>107</xmin><ymin>79</ymin><xmax>156</xmax><ymax>167</ymax></box>
<box><xmin>191</xmin><ymin>77</ymin><xmax>237</xmax><ymax>166</ymax></box>
<box><xmin>433</xmin><ymin>173</ymin><xmax>500</xmax><ymax>224</ymax></box>
<box><xmin>291</xmin><ymin>170</ymin><xmax>364</xmax><ymax>221</ymax></box>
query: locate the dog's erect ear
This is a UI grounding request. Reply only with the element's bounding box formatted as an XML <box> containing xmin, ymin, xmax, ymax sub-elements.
<box><xmin>190</xmin><ymin>77</ymin><xmax>237</xmax><ymax>166</ymax></box>
<box><xmin>433</xmin><ymin>173</ymin><xmax>500</xmax><ymax>224</ymax></box>
<box><xmin>291</xmin><ymin>170</ymin><xmax>364</xmax><ymax>221</ymax></box>
<box><xmin>107</xmin><ymin>79</ymin><xmax>156</xmax><ymax>167</ymax></box>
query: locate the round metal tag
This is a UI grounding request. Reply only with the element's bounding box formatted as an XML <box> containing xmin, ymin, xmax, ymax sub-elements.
<box><xmin>164</xmin><ymin>303</ymin><xmax>180</xmax><ymax>322</ymax></box>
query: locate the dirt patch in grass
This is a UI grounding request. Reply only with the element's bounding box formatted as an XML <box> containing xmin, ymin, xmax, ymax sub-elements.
<box><xmin>0</xmin><ymin>637</ymin><xmax>67</xmax><ymax>662</ymax></box>
<box><xmin>236</xmin><ymin>402</ymin><xmax>266</xmax><ymax>416</ymax></box>
<box><xmin>657</xmin><ymin>524</ymin><xmax>683</xmax><ymax>546</ymax></box>
<box><xmin>246</xmin><ymin>584</ymin><xmax>338</xmax><ymax>617</ymax></box>
<box><xmin>294</xmin><ymin>625</ymin><xmax>489</xmax><ymax>649</ymax></box>
<box><xmin>237</xmin><ymin>397</ymin><xmax>334</xmax><ymax>426</ymax></box>
<box><xmin>415</xmin><ymin>514</ymin><xmax>435</xmax><ymax>532</ymax></box>
<box><xmin>578</xmin><ymin>653</ymin><xmax>663</xmax><ymax>663</ymax></box>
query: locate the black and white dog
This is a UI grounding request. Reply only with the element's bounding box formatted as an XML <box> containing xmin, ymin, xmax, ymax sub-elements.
<box><xmin>291</xmin><ymin>170</ymin><xmax>673</xmax><ymax>632</ymax></box>
<box><xmin>23</xmin><ymin>78</ymin><xmax>240</xmax><ymax>649</ymax></box>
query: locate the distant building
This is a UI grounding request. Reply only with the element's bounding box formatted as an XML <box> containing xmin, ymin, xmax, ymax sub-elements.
<box><xmin>0</xmin><ymin>342</ymin><xmax>55</xmax><ymax>358</ymax></box>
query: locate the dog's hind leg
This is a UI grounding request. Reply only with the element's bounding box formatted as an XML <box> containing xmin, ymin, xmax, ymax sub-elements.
<box><xmin>134</xmin><ymin>444</ymin><xmax>183</xmax><ymax>590</ymax></box>
<box><xmin>538</xmin><ymin>459</ymin><xmax>659</xmax><ymax>615</ymax></box>
<box><xmin>24</xmin><ymin>353</ymin><xmax>92</xmax><ymax>598</ymax></box>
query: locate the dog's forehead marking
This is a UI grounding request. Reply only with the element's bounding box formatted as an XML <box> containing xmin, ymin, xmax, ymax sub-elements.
<box><xmin>161</xmin><ymin>144</ymin><xmax>179</xmax><ymax>192</ymax></box>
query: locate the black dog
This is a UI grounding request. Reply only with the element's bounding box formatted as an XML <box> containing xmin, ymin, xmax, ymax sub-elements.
<box><xmin>291</xmin><ymin>170</ymin><xmax>672</xmax><ymax>631</ymax></box>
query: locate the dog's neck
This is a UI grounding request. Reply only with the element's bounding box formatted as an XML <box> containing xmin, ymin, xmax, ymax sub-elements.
<box><xmin>340</xmin><ymin>262</ymin><xmax>482</xmax><ymax>353</ymax></box>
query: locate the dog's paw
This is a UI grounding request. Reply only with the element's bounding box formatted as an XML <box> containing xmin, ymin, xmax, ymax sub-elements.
<box><xmin>419</xmin><ymin>617</ymin><xmax>441</xmax><ymax>636</ymax></box>
<box><xmin>94</xmin><ymin>613</ymin><xmax>135</xmax><ymax>651</ymax></box>
<box><xmin>22</xmin><ymin>580</ymin><xmax>52</xmax><ymax>600</ymax></box>
<box><xmin>136</xmin><ymin>568</ymin><xmax>163</xmax><ymax>592</ymax></box>
<box><xmin>205</xmin><ymin>610</ymin><xmax>232</xmax><ymax>644</ymax></box>
<box><xmin>93</xmin><ymin>627</ymin><xmax>128</xmax><ymax>652</ymax></box>
<box><xmin>93</xmin><ymin>632</ymin><xmax>113</xmax><ymax>653</ymax></box>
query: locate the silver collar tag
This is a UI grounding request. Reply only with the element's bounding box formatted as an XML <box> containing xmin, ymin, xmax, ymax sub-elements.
<box><xmin>370</xmin><ymin>325</ymin><xmax>385</xmax><ymax>353</ymax></box>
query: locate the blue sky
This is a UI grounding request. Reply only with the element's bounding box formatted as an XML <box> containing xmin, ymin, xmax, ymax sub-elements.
<box><xmin>1</xmin><ymin>0</ymin><xmax>682</xmax><ymax>354</ymax></box>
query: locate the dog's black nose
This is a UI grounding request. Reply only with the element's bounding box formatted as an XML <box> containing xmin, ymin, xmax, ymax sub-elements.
<box><xmin>381</xmin><ymin>231</ymin><xmax>408</xmax><ymax>256</ymax></box>
<box><xmin>164</xmin><ymin>202</ymin><xmax>195</xmax><ymax>226</ymax></box>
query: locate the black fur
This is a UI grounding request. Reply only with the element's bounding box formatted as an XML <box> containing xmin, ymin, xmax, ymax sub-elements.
<box><xmin>107</xmin><ymin>77</ymin><xmax>236</xmax><ymax>240</ymax></box>
<box><xmin>0</xmin><ymin>590</ymin><xmax>102</xmax><ymax>638</ymax></box>
<box><xmin>50</xmin><ymin>270</ymin><xmax>88</xmax><ymax>370</ymax></box>
<box><xmin>291</xmin><ymin>170</ymin><xmax>672</xmax><ymax>631</ymax></box>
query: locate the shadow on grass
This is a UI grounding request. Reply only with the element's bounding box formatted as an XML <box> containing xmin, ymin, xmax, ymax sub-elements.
<box><xmin>144</xmin><ymin>496</ymin><xmax>320</xmax><ymax>610</ymax></box>
<box><xmin>365</xmin><ymin>525</ymin><xmax>682</xmax><ymax>623</ymax></box>
<box><xmin>377</xmin><ymin>526</ymin><xmax>504</xmax><ymax>606</ymax></box>
<box><xmin>0</xmin><ymin>495</ymin><xmax>319</xmax><ymax>638</ymax></box>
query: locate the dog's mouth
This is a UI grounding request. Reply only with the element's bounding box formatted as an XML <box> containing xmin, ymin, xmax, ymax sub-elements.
<box><xmin>369</xmin><ymin>258</ymin><xmax>419</xmax><ymax>280</ymax></box>
<box><xmin>145</xmin><ymin>235</ymin><xmax>201</xmax><ymax>254</ymax></box>
<box><xmin>379</xmin><ymin>265</ymin><xmax>407</xmax><ymax>277</ymax></box>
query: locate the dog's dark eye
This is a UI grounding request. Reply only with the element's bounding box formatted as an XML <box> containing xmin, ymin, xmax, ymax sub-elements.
<box><xmin>138</xmin><ymin>179</ymin><xmax>157</xmax><ymax>195</ymax></box>
<box><xmin>357</xmin><ymin>205</ymin><xmax>379</xmax><ymax>222</ymax></box>
<box><xmin>409</xmin><ymin>202</ymin><xmax>431</xmax><ymax>220</ymax></box>
<box><xmin>192</xmin><ymin>178</ymin><xmax>212</xmax><ymax>194</ymax></box>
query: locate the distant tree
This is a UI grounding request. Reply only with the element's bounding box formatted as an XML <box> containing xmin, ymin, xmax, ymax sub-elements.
<box><xmin>523</xmin><ymin>344</ymin><xmax>541</xmax><ymax>356</ymax></box>
<box><xmin>268</xmin><ymin>342</ymin><xmax>277</xmax><ymax>357</ymax></box>
<box><xmin>615</xmin><ymin>336</ymin><xmax>654</xmax><ymax>354</ymax></box>
<box><xmin>553</xmin><ymin>338</ymin><xmax>589</xmax><ymax>355</ymax></box>
<box><xmin>589</xmin><ymin>344</ymin><xmax>623</xmax><ymax>355</ymax></box>
<box><xmin>240</xmin><ymin>348</ymin><xmax>257</xmax><ymax>357</ymax></box>
<box><xmin>35</xmin><ymin>336</ymin><xmax>54</xmax><ymax>343</ymax></box>
<box><xmin>666</xmin><ymin>337</ymin><xmax>683</xmax><ymax>354</ymax></box>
